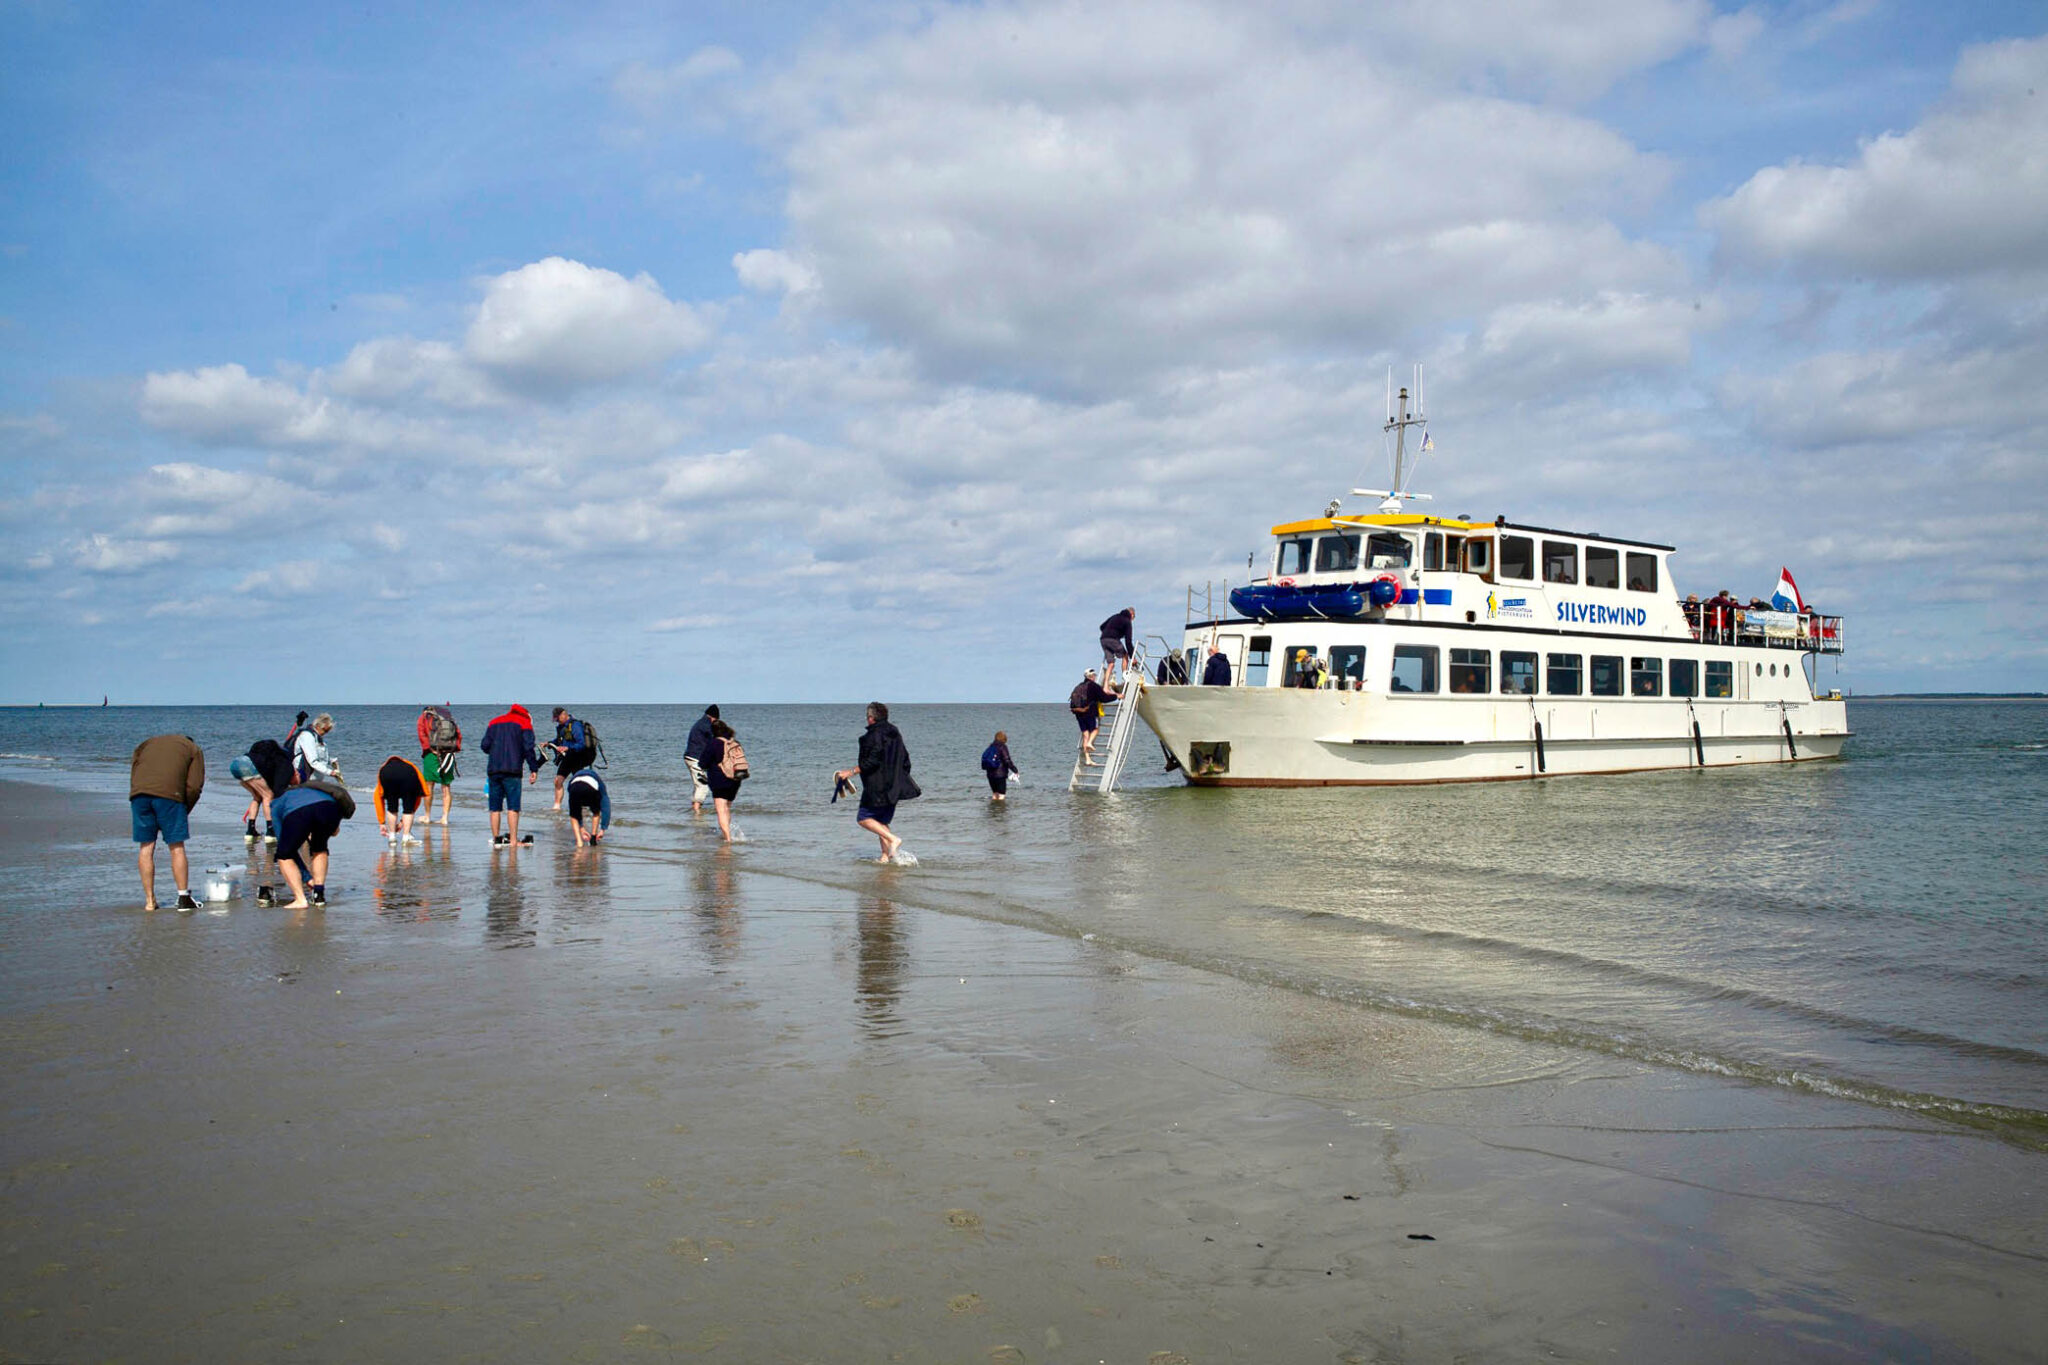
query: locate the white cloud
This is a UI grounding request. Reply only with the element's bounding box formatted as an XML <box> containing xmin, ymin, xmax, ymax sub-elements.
<box><xmin>614</xmin><ymin>46</ymin><xmax>744</xmax><ymax>119</ymax></box>
<box><xmin>1365</xmin><ymin>0</ymin><xmax>1711</xmax><ymax>100</ymax></box>
<box><xmin>733</xmin><ymin>248</ymin><xmax>819</xmax><ymax>296</ymax></box>
<box><xmin>647</xmin><ymin>613</ymin><xmax>732</xmax><ymax>632</ymax></box>
<box><xmin>235</xmin><ymin>560</ymin><xmax>327</xmax><ymax>598</ymax></box>
<box><xmin>1705</xmin><ymin>7</ymin><xmax>1766</xmax><ymax>61</ymax></box>
<box><xmin>1706</xmin><ymin>34</ymin><xmax>2048</xmax><ymax>280</ymax></box>
<box><xmin>464</xmin><ymin>257</ymin><xmax>712</xmax><ymax>393</ymax></box>
<box><xmin>141</xmin><ymin>364</ymin><xmax>329</xmax><ymax>443</ymax></box>
<box><xmin>72</xmin><ymin>535</ymin><xmax>181</xmax><ymax>573</ymax></box>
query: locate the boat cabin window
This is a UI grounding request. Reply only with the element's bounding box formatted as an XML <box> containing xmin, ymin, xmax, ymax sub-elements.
<box><xmin>1500</xmin><ymin>536</ymin><xmax>1535</xmax><ymax>581</ymax></box>
<box><xmin>1543</xmin><ymin>541</ymin><xmax>1578</xmax><ymax>585</ymax></box>
<box><xmin>1590</xmin><ymin>655</ymin><xmax>1623</xmax><ymax>696</ymax></box>
<box><xmin>1546</xmin><ymin>653</ymin><xmax>1583</xmax><ymax>695</ymax></box>
<box><xmin>1463</xmin><ymin>537</ymin><xmax>1494</xmax><ymax>581</ymax></box>
<box><xmin>1630</xmin><ymin>657</ymin><xmax>1663</xmax><ymax>697</ymax></box>
<box><xmin>1585</xmin><ymin>546</ymin><xmax>1620</xmax><ymax>589</ymax></box>
<box><xmin>1449</xmin><ymin>648</ymin><xmax>1491</xmax><ymax>694</ymax></box>
<box><xmin>1366</xmin><ymin>532</ymin><xmax>1413</xmax><ymax>569</ymax></box>
<box><xmin>1670</xmin><ymin>658</ymin><xmax>1699</xmax><ymax>697</ymax></box>
<box><xmin>1423</xmin><ymin>532</ymin><xmax>1443</xmax><ymax>571</ymax></box>
<box><xmin>1704</xmin><ymin>660</ymin><xmax>1733</xmax><ymax>698</ymax></box>
<box><xmin>1276</xmin><ymin>538</ymin><xmax>1313</xmax><ymax>577</ymax></box>
<box><xmin>1316</xmin><ymin>534</ymin><xmax>1361</xmax><ymax>573</ymax></box>
<box><xmin>1501</xmin><ymin>651</ymin><xmax>1538</xmax><ymax>695</ymax></box>
<box><xmin>1281</xmin><ymin>646</ymin><xmax>1321</xmax><ymax>688</ymax></box>
<box><xmin>1389</xmin><ymin>645</ymin><xmax>1439</xmax><ymax>694</ymax></box>
<box><xmin>1627</xmin><ymin>552</ymin><xmax>1658</xmax><ymax>593</ymax></box>
<box><xmin>1246</xmin><ymin>636</ymin><xmax>1272</xmax><ymax>687</ymax></box>
<box><xmin>1329</xmin><ymin>645</ymin><xmax>1367</xmax><ymax>690</ymax></box>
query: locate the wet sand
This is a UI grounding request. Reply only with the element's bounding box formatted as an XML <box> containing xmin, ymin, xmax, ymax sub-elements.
<box><xmin>1</xmin><ymin>778</ymin><xmax>2042</xmax><ymax>1362</ymax></box>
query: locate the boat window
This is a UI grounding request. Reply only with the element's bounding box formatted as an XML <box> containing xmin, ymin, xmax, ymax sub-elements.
<box><xmin>1670</xmin><ymin>658</ymin><xmax>1698</xmax><ymax>697</ymax></box>
<box><xmin>1627</xmin><ymin>553</ymin><xmax>1658</xmax><ymax>593</ymax></box>
<box><xmin>1276</xmin><ymin>538</ymin><xmax>1313</xmax><ymax>577</ymax></box>
<box><xmin>1281</xmin><ymin>646</ymin><xmax>1321</xmax><ymax>688</ymax></box>
<box><xmin>1329</xmin><ymin>645</ymin><xmax>1366</xmax><ymax>690</ymax></box>
<box><xmin>1423</xmin><ymin>533</ymin><xmax>1443</xmax><ymax>571</ymax></box>
<box><xmin>1501</xmin><ymin>651</ymin><xmax>1538</xmax><ymax>695</ymax></box>
<box><xmin>1366</xmin><ymin>532</ymin><xmax>1413</xmax><ymax>569</ymax></box>
<box><xmin>1705</xmin><ymin>660</ymin><xmax>1733</xmax><ymax>698</ymax></box>
<box><xmin>1543</xmin><ymin>541</ymin><xmax>1578</xmax><ymax>585</ymax></box>
<box><xmin>1500</xmin><ymin>536</ymin><xmax>1535</xmax><ymax>581</ymax></box>
<box><xmin>1184</xmin><ymin>647</ymin><xmax>1200</xmax><ymax>682</ymax></box>
<box><xmin>1246</xmin><ymin>636</ymin><xmax>1272</xmax><ymax>687</ymax></box>
<box><xmin>1389</xmin><ymin>645</ymin><xmax>1438</xmax><ymax>694</ymax></box>
<box><xmin>1590</xmin><ymin>655</ymin><xmax>1623</xmax><ymax>697</ymax></box>
<box><xmin>1449</xmin><ymin>648</ymin><xmax>1491</xmax><ymax>694</ymax></box>
<box><xmin>1585</xmin><ymin>546</ymin><xmax>1620</xmax><ymax>589</ymax></box>
<box><xmin>1630</xmin><ymin>657</ymin><xmax>1663</xmax><ymax>697</ymax></box>
<box><xmin>1546</xmin><ymin>653</ymin><xmax>1583</xmax><ymax>695</ymax></box>
<box><xmin>1463</xmin><ymin>537</ymin><xmax>1493</xmax><ymax>581</ymax></box>
<box><xmin>1316</xmin><ymin>534</ymin><xmax>1361</xmax><ymax>573</ymax></box>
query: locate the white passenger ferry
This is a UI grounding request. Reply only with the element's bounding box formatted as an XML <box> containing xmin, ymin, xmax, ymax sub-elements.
<box><xmin>1137</xmin><ymin>380</ymin><xmax>1848</xmax><ymax>785</ymax></box>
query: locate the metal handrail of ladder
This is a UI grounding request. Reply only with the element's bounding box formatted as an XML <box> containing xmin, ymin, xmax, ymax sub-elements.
<box><xmin>1069</xmin><ymin>647</ymin><xmax>1147</xmax><ymax>794</ymax></box>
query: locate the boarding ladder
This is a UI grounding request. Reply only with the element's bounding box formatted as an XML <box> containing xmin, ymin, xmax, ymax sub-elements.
<box><xmin>1070</xmin><ymin>647</ymin><xmax>1148</xmax><ymax>794</ymax></box>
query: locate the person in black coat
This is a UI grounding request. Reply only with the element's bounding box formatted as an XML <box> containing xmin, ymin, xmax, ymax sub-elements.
<box><xmin>1099</xmin><ymin>607</ymin><xmax>1135</xmax><ymax>683</ymax></box>
<box><xmin>835</xmin><ymin>702</ymin><xmax>918</xmax><ymax>862</ymax></box>
<box><xmin>1201</xmin><ymin>645</ymin><xmax>1232</xmax><ymax>686</ymax></box>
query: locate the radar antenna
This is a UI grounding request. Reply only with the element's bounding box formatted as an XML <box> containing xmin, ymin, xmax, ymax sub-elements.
<box><xmin>1354</xmin><ymin>365</ymin><xmax>1435</xmax><ymax>515</ymax></box>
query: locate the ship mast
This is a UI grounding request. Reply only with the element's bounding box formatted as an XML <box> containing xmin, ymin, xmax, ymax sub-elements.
<box><xmin>1356</xmin><ymin>365</ymin><xmax>1433</xmax><ymax>514</ymax></box>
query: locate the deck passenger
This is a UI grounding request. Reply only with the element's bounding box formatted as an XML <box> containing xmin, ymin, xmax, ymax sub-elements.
<box><xmin>1202</xmin><ymin>645</ymin><xmax>1232</xmax><ymax>686</ymax></box>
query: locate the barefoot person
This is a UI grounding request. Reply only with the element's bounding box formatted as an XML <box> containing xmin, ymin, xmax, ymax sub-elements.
<box><xmin>417</xmin><ymin>703</ymin><xmax>461</xmax><ymax>824</ymax></box>
<box><xmin>684</xmin><ymin>704</ymin><xmax>719</xmax><ymax>815</ymax></box>
<box><xmin>1069</xmin><ymin>669</ymin><xmax>1120</xmax><ymax>762</ymax></box>
<box><xmin>702</xmin><ymin>718</ymin><xmax>748</xmax><ymax>843</ymax></box>
<box><xmin>835</xmin><ymin>702</ymin><xmax>918</xmax><ymax>863</ymax></box>
<box><xmin>269</xmin><ymin>781</ymin><xmax>344</xmax><ymax>908</ymax></box>
<box><xmin>129</xmin><ymin>733</ymin><xmax>204</xmax><ymax>912</ymax></box>
<box><xmin>547</xmin><ymin>707</ymin><xmax>597</xmax><ymax>811</ymax></box>
<box><xmin>565</xmin><ymin>768</ymin><xmax>612</xmax><ymax>847</ymax></box>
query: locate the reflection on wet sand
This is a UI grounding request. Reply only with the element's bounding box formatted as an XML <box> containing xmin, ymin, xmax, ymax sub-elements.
<box><xmin>550</xmin><ymin>840</ymin><xmax>612</xmax><ymax>942</ymax></box>
<box><xmin>371</xmin><ymin>826</ymin><xmax>460</xmax><ymax>924</ymax></box>
<box><xmin>855</xmin><ymin>893</ymin><xmax>907</xmax><ymax>1041</ymax></box>
<box><xmin>484</xmin><ymin>849</ymin><xmax>533</xmax><ymax>949</ymax></box>
<box><xmin>690</xmin><ymin>853</ymin><xmax>743</xmax><ymax>965</ymax></box>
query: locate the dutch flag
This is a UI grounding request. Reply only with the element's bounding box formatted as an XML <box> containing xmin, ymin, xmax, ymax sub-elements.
<box><xmin>1771</xmin><ymin>567</ymin><xmax>1806</xmax><ymax>613</ymax></box>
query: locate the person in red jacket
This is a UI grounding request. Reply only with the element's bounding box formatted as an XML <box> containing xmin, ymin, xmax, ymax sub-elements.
<box><xmin>417</xmin><ymin>703</ymin><xmax>461</xmax><ymax>825</ymax></box>
<box><xmin>479</xmin><ymin>705</ymin><xmax>542</xmax><ymax>846</ymax></box>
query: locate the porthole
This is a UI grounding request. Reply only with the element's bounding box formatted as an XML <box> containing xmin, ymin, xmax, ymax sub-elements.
<box><xmin>1755</xmin><ymin>663</ymin><xmax>1762</xmax><ymax>676</ymax></box>
<box><xmin>1769</xmin><ymin>663</ymin><xmax>1777</xmax><ymax>677</ymax></box>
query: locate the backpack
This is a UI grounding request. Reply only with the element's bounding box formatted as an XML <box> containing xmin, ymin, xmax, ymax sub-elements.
<box><xmin>1069</xmin><ymin>681</ymin><xmax>1093</xmax><ymax>713</ymax></box>
<box><xmin>304</xmin><ymin>774</ymin><xmax>356</xmax><ymax>820</ymax></box>
<box><xmin>426</xmin><ymin>707</ymin><xmax>460</xmax><ymax>753</ymax></box>
<box><xmin>717</xmin><ymin>737</ymin><xmax>749</xmax><ymax>781</ymax></box>
<box><xmin>981</xmin><ymin>744</ymin><xmax>1003</xmax><ymax>772</ymax></box>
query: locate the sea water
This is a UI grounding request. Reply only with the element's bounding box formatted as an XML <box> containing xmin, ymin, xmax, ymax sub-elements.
<box><xmin>3</xmin><ymin>698</ymin><xmax>2043</xmax><ymax>1144</ymax></box>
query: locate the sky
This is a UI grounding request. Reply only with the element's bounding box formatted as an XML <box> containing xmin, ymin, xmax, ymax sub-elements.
<box><xmin>2</xmin><ymin>0</ymin><xmax>2044</xmax><ymax>703</ymax></box>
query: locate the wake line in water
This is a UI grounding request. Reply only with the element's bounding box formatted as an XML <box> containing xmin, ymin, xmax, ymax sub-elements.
<box><xmin>1292</xmin><ymin>905</ymin><xmax>2048</xmax><ymax>1069</ymax></box>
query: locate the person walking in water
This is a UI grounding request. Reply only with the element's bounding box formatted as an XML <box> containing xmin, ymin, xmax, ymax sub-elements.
<box><xmin>980</xmin><ymin>731</ymin><xmax>1019</xmax><ymax>801</ymax></box>
<box><xmin>684</xmin><ymin>704</ymin><xmax>719</xmax><ymax>814</ymax></box>
<box><xmin>373</xmin><ymin>754</ymin><xmax>429</xmax><ymax>844</ymax></box>
<box><xmin>480</xmin><ymin>704</ymin><xmax>542</xmax><ymax>846</ymax></box>
<box><xmin>547</xmin><ymin>707</ymin><xmax>597</xmax><ymax>811</ymax></box>
<box><xmin>417</xmin><ymin>703</ymin><xmax>461</xmax><ymax>824</ymax></box>
<box><xmin>1069</xmin><ymin>668</ymin><xmax>1120</xmax><ymax>761</ymax></box>
<box><xmin>836</xmin><ymin>702</ymin><xmax>919</xmax><ymax>863</ymax></box>
<box><xmin>702</xmin><ymin>718</ymin><xmax>749</xmax><ymax>843</ymax></box>
<box><xmin>1099</xmin><ymin>607</ymin><xmax>1136</xmax><ymax>683</ymax></box>
<box><xmin>130</xmin><ymin>733</ymin><xmax>205</xmax><ymax>912</ymax></box>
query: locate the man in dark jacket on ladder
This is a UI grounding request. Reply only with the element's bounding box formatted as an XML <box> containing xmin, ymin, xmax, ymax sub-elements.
<box><xmin>1099</xmin><ymin>607</ymin><xmax>1136</xmax><ymax>684</ymax></box>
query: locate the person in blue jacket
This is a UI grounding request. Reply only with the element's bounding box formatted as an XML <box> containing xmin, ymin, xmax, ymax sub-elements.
<box><xmin>1202</xmin><ymin>644</ymin><xmax>1233</xmax><ymax>685</ymax></box>
<box><xmin>548</xmin><ymin>707</ymin><xmax>597</xmax><ymax>811</ymax></box>
<box><xmin>481</xmin><ymin>704</ymin><xmax>542</xmax><ymax>846</ymax></box>
<box><xmin>980</xmin><ymin>731</ymin><xmax>1019</xmax><ymax>801</ymax></box>
<box><xmin>684</xmin><ymin>704</ymin><xmax>719</xmax><ymax>814</ymax></box>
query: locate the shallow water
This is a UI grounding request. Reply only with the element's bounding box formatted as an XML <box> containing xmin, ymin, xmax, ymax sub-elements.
<box><xmin>3</xmin><ymin>697</ymin><xmax>2044</xmax><ymax>1141</ymax></box>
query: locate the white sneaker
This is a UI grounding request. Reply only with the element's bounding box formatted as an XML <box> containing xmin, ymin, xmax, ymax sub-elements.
<box><xmin>400</xmin><ymin>832</ymin><xmax>420</xmax><ymax>845</ymax></box>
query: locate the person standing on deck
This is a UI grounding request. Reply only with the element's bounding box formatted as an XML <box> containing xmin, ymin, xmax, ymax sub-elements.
<box><xmin>836</xmin><ymin>702</ymin><xmax>919</xmax><ymax>863</ymax></box>
<box><xmin>1202</xmin><ymin>644</ymin><xmax>1233</xmax><ymax>686</ymax></box>
<box><xmin>130</xmin><ymin>733</ymin><xmax>204</xmax><ymax>912</ymax></box>
<box><xmin>1099</xmin><ymin>607</ymin><xmax>1136</xmax><ymax>683</ymax></box>
<box><xmin>685</xmin><ymin>705</ymin><xmax>719</xmax><ymax>815</ymax></box>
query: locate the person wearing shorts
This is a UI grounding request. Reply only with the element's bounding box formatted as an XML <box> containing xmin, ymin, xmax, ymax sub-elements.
<box><xmin>835</xmin><ymin>702</ymin><xmax>917</xmax><ymax>863</ymax></box>
<box><xmin>417</xmin><ymin>703</ymin><xmax>461</xmax><ymax>824</ymax></box>
<box><xmin>130</xmin><ymin>733</ymin><xmax>205</xmax><ymax>912</ymax></box>
<box><xmin>1099</xmin><ymin>606</ymin><xmax>1136</xmax><ymax>683</ymax></box>
<box><xmin>565</xmin><ymin>769</ymin><xmax>611</xmax><ymax>846</ymax></box>
<box><xmin>480</xmin><ymin>704</ymin><xmax>542</xmax><ymax>846</ymax></box>
<box><xmin>373</xmin><ymin>755</ymin><xmax>428</xmax><ymax>844</ymax></box>
<box><xmin>270</xmin><ymin>784</ymin><xmax>342</xmax><ymax>908</ymax></box>
<box><xmin>1069</xmin><ymin>669</ymin><xmax>1119</xmax><ymax>760</ymax></box>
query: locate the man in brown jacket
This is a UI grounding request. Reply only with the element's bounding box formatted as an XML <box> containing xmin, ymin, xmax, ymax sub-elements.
<box><xmin>130</xmin><ymin>733</ymin><xmax>205</xmax><ymax>912</ymax></box>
